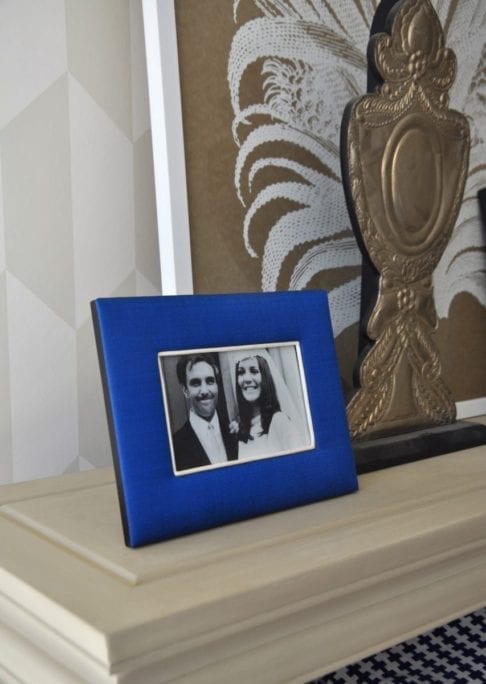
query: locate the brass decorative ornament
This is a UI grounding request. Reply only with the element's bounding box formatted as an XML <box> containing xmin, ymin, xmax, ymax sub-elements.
<box><xmin>342</xmin><ymin>0</ymin><xmax>470</xmax><ymax>441</ymax></box>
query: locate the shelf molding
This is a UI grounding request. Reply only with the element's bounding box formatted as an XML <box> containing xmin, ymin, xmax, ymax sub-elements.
<box><xmin>0</xmin><ymin>447</ymin><xmax>485</xmax><ymax>683</ymax></box>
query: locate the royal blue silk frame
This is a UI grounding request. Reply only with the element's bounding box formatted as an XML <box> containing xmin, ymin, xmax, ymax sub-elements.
<box><xmin>92</xmin><ymin>292</ymin><xmax>358</xmax><ymax>547</ymax></box>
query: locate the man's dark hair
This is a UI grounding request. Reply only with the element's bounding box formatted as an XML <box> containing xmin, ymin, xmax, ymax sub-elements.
<box><xmin>236</xmin><ymin>355</ymin><xmax>280</xmax><ymax>442</ymax></box>
<box><xmin>176</xmin><ymin>353</ymin><xmax>220</xmax><ymax>388</ymax></box>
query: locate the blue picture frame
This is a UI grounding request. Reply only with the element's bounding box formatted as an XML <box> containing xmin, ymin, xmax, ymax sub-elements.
<box><xmin>92</xmin><ymin>291</ymin><xmax>358</xmax><ymax>547</ymax></box>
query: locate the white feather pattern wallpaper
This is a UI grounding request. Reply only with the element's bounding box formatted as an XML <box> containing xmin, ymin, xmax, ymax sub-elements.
<box><xmin>227</xmin><ymin>0</ymin><xmax>485</xmax><ymax>328</ymax></box>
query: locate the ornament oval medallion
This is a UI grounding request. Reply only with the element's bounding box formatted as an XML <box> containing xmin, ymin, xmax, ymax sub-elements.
<box><xmin>382</xmin><ymin>113</ymin><xmax>443</xmax><ymax>255</ymax></box>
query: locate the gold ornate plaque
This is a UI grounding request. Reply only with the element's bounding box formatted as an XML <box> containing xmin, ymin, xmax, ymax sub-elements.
<box><xmin>343</xmin><ymin>0</ymin><xmax>470</xmax><ymax>440</ymax></box>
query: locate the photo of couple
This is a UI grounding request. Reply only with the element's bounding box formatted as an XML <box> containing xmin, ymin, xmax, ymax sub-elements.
<box><xmin>159</xmin><ymin>343</ymin><xmax>314</xmax><ymax>474</ymax></box>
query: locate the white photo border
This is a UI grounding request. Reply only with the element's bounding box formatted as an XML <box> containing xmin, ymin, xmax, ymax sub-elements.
<box><xmin>158</xmin><ymin>342</ymin><xmax>315</xmax><ymax>476</ymax></box>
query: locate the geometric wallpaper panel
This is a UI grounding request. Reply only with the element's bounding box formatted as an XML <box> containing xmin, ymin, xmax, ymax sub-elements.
<box><xmin>0</xmin><ymin>0</ymin><xmax>161</xmax><ymax>485</ymax></box>
<box><xmin>0</xmin><ymin>158</ymin><xmax>4</xmax><ymax>273</ymax></box>
<box><xmin>76</xmin><ymin>314</ymin><xmax>111</xmax><ymax>474</ymax></box>
<box><xmin>129</xmin><ymin>1</ymin><xmax>151</xmax><ymax>142</ymax></box>
<box><xmin>7</xmin><ymin>273</ymin><xmax>77</xmax><ymax>483</ymax></box>
<box><xmin>134</xmin><ymin>130</ymin><xmax>160</xmax><ymax>287</ymax></box>
<box><xmin>66</xmin><ymin>0</ymin><xmax>133</xmax><ymax>141</ymax></box>
<box><xmin>2</xmin><ymin>75</ymin><xmax>75</xmax><ymax>326</ymax></box>
<box><xmin>69</xmin><ymin>74</ymin><xmax>135</xmax><ymax>328</ymax></box>
<box><xmin>0</xmin><ymin>274</ymin><xmax>11</xmax><ymax>485</ymax></box>
<box><xmin>0</xmin><ymin>0</ymin><xmax>67</xmax><ymax>131</ymax></box>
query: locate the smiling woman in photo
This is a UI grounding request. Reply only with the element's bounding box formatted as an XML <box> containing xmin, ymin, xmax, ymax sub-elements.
<box><xmin>231</xmin><ymin>350</ymin><xmax>303</xmax><ymax>460</ymax></box>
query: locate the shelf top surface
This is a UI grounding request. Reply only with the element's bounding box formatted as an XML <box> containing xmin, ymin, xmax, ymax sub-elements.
<box><xmin>1</xmin><ymin>446</ymin><xmax>485</xmax><ymax>583</ymax></box>
<box><xmin>0</xmin><ymin>444</ymin><xmax>485</xmax><ymax>668</ymax></box>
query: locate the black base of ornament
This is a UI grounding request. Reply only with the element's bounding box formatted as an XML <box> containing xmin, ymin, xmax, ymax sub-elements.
<box><xmin>353</xmin><ymin>420</ymin><xmax>486</xmax><ymax>475</ymax></box>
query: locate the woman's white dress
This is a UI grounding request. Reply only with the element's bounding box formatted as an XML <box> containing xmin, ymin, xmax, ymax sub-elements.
<box><xmin>238</xmin><ymin>411</ymin><xmax>301</xmax><ymax>460</ymax></box>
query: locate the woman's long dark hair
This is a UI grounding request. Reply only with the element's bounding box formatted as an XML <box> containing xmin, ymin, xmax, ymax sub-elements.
<box><xmin>236</xmin><ymin>355</ymin><xmax>281</xmax><ymax>442</ymax></box>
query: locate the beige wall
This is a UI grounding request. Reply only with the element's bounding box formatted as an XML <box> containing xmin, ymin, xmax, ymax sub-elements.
<box><xmin>0</xmin><ymin>0</ymin><xmax>160</xmax><ymax>484</ymax></box>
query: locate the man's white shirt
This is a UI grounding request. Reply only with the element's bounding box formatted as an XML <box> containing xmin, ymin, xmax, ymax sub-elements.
<box><xmin>189</xmin><ymin>410</ymin><xmax>228</xmax><ymax>464</ymax></box>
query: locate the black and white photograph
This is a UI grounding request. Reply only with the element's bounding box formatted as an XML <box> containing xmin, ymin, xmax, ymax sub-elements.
<box><xmin>158</xmin><ymin>343</ymin><xmax>314</xmax><ymax>474</ymax></box>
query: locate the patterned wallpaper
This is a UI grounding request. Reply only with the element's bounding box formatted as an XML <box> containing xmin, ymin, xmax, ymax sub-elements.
<box><xmin>0</xmin><ymin>0</ymin><xmax>160</xmax><ymax>484</ymax></box>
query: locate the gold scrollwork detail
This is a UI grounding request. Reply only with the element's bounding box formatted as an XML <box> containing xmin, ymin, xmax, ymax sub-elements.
<box><xmin>344</xmin><ymin>0</ymin><xmax>470</xmax><ymax>440</ymax></box>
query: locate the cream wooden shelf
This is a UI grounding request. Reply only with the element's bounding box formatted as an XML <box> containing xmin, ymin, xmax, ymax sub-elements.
<box><xmin>0</xmin><ymin>444</ymin><xmax>485</xmax><ymax>683</ymax></box>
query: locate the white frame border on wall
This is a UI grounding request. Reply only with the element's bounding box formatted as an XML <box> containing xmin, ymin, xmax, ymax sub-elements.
<box><xmin>141</xmin><ymin>0</ymin><xmax>486</xmax><ymax>420</ymax></box>
<box><xmin>142</xmin><ymin>0</ymin><xmax>194</xmax><ymax>296</ymax></box>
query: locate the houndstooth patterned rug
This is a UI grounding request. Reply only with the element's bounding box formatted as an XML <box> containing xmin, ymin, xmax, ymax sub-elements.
<box><xmin>312</xmin><ymin>608</ymin><xmax>486</xmax><ymax>683</ymax></box>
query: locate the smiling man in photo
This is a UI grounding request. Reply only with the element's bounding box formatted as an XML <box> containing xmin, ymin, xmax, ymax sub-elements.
<box><xmin>173</xmin><ymin>354</ymin><xmax>238</xmax><ymax>471</ymax></box>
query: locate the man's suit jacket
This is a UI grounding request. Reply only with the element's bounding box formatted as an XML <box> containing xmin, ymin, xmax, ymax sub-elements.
<box><xmin>172</xmin><ymin>416</ymin><xmax>238</xmax><ymax>471</ymax></box>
